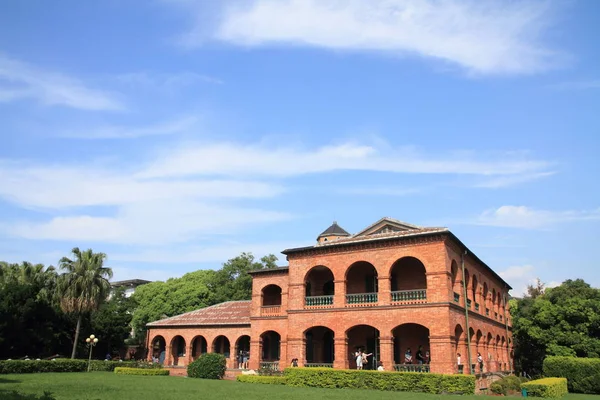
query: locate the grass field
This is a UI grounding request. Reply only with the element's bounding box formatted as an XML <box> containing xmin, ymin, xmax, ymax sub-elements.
<box><xmin>1</xmin><ymin>372</ymin><xmax>599</xmax><ymax>400</ymax></box>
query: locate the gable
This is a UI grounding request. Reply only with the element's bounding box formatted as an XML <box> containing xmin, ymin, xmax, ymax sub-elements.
<box><xmin>354</xmin><ymin>217</ymin><xmax>420</xmax><ymax>237</ymax></box>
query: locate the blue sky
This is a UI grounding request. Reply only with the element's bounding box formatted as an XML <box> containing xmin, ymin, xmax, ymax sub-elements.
<box><xmin>1</xmin><ymin>0</ymin><xmax>599</xmax><ymax>295</ymax></box>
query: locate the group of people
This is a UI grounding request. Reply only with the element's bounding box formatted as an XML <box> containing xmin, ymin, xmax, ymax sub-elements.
<box><xmin>402</xmin><ymin>345</ymin><xmax>429</xmax><ymax>365</ymax></box>
<box><xmin>456</xmin><ymin>352</ymin><xmax>485</xmax><ymax>373</ymax></box>
<box><xmin>237</xmin><ymin>350</ymin><xmax>250</xmax><ymax>369</ymax></box>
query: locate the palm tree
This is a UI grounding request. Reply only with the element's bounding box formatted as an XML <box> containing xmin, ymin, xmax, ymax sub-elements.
<box><xmin>57</xmin><ymin>248</ymin><xmax>112</xmax><ymax>359</ymax></box>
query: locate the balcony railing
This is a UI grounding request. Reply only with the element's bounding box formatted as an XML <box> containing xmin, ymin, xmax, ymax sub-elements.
<box><xmin>475</xmin><ymin>302</ymin><xmax>480</xmax><ymax>312</ymax></box>
<box><xmin>305</xmin><ymin>295</ymin><xmax>333</xmax><ymax>307</ymax></box>
<box><xmin>454</xmin><ymin>292</ymin><xmax>460</xmax><ymax>302</ymax></box>
<box><xmin>393</xmin><ymin>364</ymin><xmax>430</xmax><ymax>373</ymax></box>
<box><xmin>391</xmin><ymin>289</ymin><xmax>426</xmax><ymax>304</ymax></box>
<box><xmin>466</xmin><ymin>299</ymin><xmax>472</xmax><ymax>309</ymax></box>
<box><xmin>346</xmin><ymin>292</ymin><xmax>378</xmax><ymax>305</ymax></box>
<box><xmin>260</xmin><ymin>361</ymin><xmax>280</xmax><ymax>371</ymax></box>
<box><xmin>305</xmin><ymin>363</ymin><xmax>333</xmax><ymax>368</ymax></box>
<box><xmin>260</xmin><ymin>305</ymin><xmax>281</xmax><ymax>316</ymax></box>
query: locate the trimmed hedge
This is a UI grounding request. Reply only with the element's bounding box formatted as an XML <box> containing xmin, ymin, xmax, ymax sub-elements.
<box><xmin>521</xmin><ymin>378</ymin><xmax>568</xmax><ymax>398</ymax></box>
<box><xmin>88</xmin><ymin>360</ymin><xmax>162</xmax><ymax>371</ymax></box>
<box><xmin>114</xmin><ymin>367</ymin><xmax>170</xmax><ymax>376</ymax></box>
<box><xmin>0</xmin><ymin>360</ymin><xmax>86</xmax><ymax>374</ymax></box>
<box><xmin>283</xmin><ymin>368</ymin><xmax>475</xmax><ymax>395</ymax></box>
<box><xmin>490</xmin><ymin>375</ymin><xmax>526</xmax><ymax>395</ymax></box>
<box><xmin>187</xmin><ymin>353</ymin><xmax>227</xmax><ymax>380</ymax></box>
<box><xmin>236</xmin><ymin>375</ymin><xmax>287</xmax><ymax>385</ymax></box>
<box><xmin>543</xmin><ymin>356</ymin><xmax>600</xmax><ymax>394</ymax></box>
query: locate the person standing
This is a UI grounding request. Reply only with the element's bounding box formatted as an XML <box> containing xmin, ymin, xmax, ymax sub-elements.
<box><xmin>477</xmin><ymin>352</ymin><xmax>484</xmax><ymax>373</ymax></box>
<box><xmin>404</xmin><ymin>348</ymin><xmax>413</xmax><ymax>364</ymax></box>
<box><xmin>457</xmin><ymin>353</ymin><xmax>463</xmax><ymax>374</ymax></box>
<box><xmin>355</xmin><ymin>350</ymin><xmax>364</xmax><ymax>370</ymax></box>
<box><xmin>416</xmin><ymin>346</ymin><xmax>424</xmax><ymax>365</ymax></box>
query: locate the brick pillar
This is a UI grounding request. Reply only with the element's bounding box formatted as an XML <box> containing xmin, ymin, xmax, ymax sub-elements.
<box><xmin>379</xmin><ymin>336</ymin><xmax>394</xmax><ymax>371</ymax></box>
<box><xmin>287</xmin><ymin>337</ymin><xmax>303</xmax><ymax>366</ymax></box>
<box><xmin>378</xmin><ymin>276</ymin><xmax>391</xmax><ymax>306</ymax></box>
<box><xmin>429</xmin><ymin>335</ymin><xmax>455</xmax><ymax>374</ymax></box>
<box><xmin>334</xmin><ymin>280</ymin><xmax>345</xmax><ymax>308</ymax></box>
<box><xmin>249</xmin><ymin>339</ymin><xmax>261</xmax><ymax>370</ymax></box>
<box><xmin>279</xmin><ymin>338</ymin><xmax>287</xmax><ymax>370</ymax></box>
<box><xmin>334</xmin><ymin>336</ymin><xmax>348</xmax><ymax>369</ymax></box>
<box><xmin>164</xmin><ymin>338</ymin><xmax>172</xmax><ymax>367</ymax></box>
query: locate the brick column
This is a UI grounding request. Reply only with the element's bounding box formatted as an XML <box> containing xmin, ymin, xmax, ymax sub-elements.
<box><xmin>379</xmin><ymin>336</ymin><xmax>394</xmax><ymax>371</ymax></box>
<box><xmin>429</xmin><ymin>335</ymin><xmax>455</xmax><ymax>374</ymax></box>
<box><xmin>164</xmin><ymin>338</ymin><xmax>172</xmax><ymax>367</ymax></box>
<box><xmin>287</xmin><ymin>337</ymin><xmax>303</xmax><ymax>365</ymax></box>
<box><xmin>279</xmin><ymin>338</ymin><xmax>287</xmax><ymax>370</ymax></box>
<box><xmin>334</xmin><ymin>336</ymin><xmax>348</xmax><ymax>369</ymax></box>
<box><xmin>334</xmin><ymin>280</ymin><xmax>346</xmax><ymax>308</ymax></box>
<box><xmin>249</xmin><ymin>339</ymin><xmax>261</xmax><ymax>370</ymax></box>
<box><xmin>378</xmin><ymin>276</ymin><xmax>391</xmax><ymax>306</ymax></box>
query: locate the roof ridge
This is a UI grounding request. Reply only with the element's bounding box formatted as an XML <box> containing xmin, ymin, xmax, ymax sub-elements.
<box><xmin>147</xmin><ymin>299</ymin><xmax>252</xmax><ymax>325</ymax></box>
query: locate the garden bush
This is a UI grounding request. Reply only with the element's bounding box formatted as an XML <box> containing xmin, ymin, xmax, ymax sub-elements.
<box><xmin>88</xmin><ymin>360</ymin><xmax>162</xmax><ymax>371</ymax></box>
<box><xmin>0</xmin><ymin>360</ymin><xmax>86</xmax><ymax>374</ymax></box>
<box><xmin>236</xmin><ymin>375</ymin><xmax>287</xmax><ymax>385</ymax></box>
<box><xmin>113</xmin><ymin>367</ymin><xmax>169</xmax><ymax>376</ymax></box>
<box><xmin>283</xmin><ymin>368</ymin><xmax>475</xmax><ymax>395</ymax></box>
<box><xmin>489</xmin><ymin>375</ymin><xmax>524</xmax><ymax>395</ymax></box>
<box><xmin>187</xmin><ymin>353</ymin><xmax>226</xmax><ymax>380</ymax></box>
<box><xmin>543</xmin><ymin>356</ymin><xmax>600</xmax><ymax>394</ymax></box>
<box><xmin>521</xmin><ymin>377</ymin><xmax>568</xmax><ymax>398</ymax></box>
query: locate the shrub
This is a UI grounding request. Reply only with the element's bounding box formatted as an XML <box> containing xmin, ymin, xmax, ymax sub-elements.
<box><xmin>236</xmin><ymin>375</ymin><xmax>287</xmax><ymax>385</ymax></box>
<box><xmin>88</xmin><ymin>360</ymin><xmax>162</xmax><ymax>371</ymax></box>
<box><xmin>490</xmin><ymin>375</ymin><xmax>523</xmax><ymax>395</ymax></box>
<box><xmin>283</xmin><ymin>368</ymin><xmax>475</xmax><ymax>395</ymax></box>
<box><xmin>0</xmin><ymin>360</ymin><xmax>86</xmax><ymax>374</ymax></box>
<box><xmin>187</xmin><ymin>353</ymin><xmax>227</xmax><ymax>380</ymax></box>
<box><xmin>113</xmin><ymin>367</ymin><xmax>169</xmax><ymax>376</ymax></box>
<box><xmin>521</xmin><ymin>377</ymin><xmax>568</xmax><ymax>398</ymax></box>
<box><xmin>543</xmin><ymin>356</ymin><xmax>600</xmax><ymax>394</ymax></box>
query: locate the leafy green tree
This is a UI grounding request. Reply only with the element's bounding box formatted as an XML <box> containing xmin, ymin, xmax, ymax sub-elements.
<box><xmin>0</xmin><ymin>262</ymin><xmax>72</xmax><ymax>358</ymax></box>
<box><xmin>57</xmin><ymin>248</ymin><xmax>112</xmax><ymax>359</ymax></box>
<box><xmin>512</xmin><ymin>279</ymin><xmax>600</xmax><ymax>376</ymax></box>
<box><xmin>87</xmin><ymin>287</ymin><xmax>136</xmax><ymax>359</ymax></box>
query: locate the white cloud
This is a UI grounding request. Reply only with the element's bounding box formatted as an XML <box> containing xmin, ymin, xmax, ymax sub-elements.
<box><xmin>499</xmin><ymin>265</ymin><xmax>536</xmax><ymax>296</ymax></box>
<box><xmin>177</xmin><ymin>0</ymin><xmax>562</xmax><ymax>75</ymax></box>
<box><xmin>9</xmin><ymin>201</ymin><xmax>291</xmax><ymax>245</ymax></box>
<box><xmin>0</xmin><ymin>54</ymin><xmax>122</xmax><ymax>110</ymax></box>
<box><xmin>476</xmin><ymin>205</ymin><xmax>600</xmax><ymax>229</ymax></box>
<box><xmin>139</xmin><ymin>142</ymin><xmax>551</xmax><ymax>178</ymax></box>
<box><xmin>57</xmin><ymin>116</ymin><xmax>200</xmax><ymax>139</ymax></box>
<box><xmin>338</xmin><ymin>186</ymin><xmax>423</xmax><ymax>196</ymax></box>
<box><xmin>473</xmin><ymin>172</ymin><xmax>555</xmax><ymax>189</ymax></box>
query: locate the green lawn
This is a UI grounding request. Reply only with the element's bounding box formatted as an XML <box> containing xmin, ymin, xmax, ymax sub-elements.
<box><xmin>1</xmin><ymin>373</ymin><xmax>599</xmax><ymax>400</ymax></box>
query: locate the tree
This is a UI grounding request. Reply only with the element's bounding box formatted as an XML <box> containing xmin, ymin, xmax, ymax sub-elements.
<box><xmin>526</xmin><ymin>278</ymin><xmax>546</xmax><ymax>299</ymax></box>
<box><xmin>89</xmin><ymin>287</ymin><xmax>136</xmax><ymax>359</ymax></box>
<box><xmin>512</xmin><ymin>279</ymin><xmax>600</xmax><ymax>376</ymax></box>
<box><xmin>57</xmin><ymin>248</ymin><xmax>112</xmax><ymax>359</ymax></box>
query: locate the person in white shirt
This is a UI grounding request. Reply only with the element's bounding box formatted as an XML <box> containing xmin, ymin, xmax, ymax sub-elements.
<box><xmin>377</xmin><ymin>361</ymin><xmax>385</xmax><ymax>371</ymax></box>
<box><xmin>457</xmin><ymin>352</ymin><xmax>463</xmax><ymax>373</ymax></box>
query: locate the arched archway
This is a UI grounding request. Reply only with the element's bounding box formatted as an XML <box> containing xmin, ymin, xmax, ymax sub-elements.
<box><xmin>495</xmin><ymin>334</ymin><xmax>501</xmax><ymax>371</ymax></box>
<box><xmin>486</xmin><ymin>332</ymin><xmax>493</xmax><ymax>370</ymax></box>
<box><xmin>213</xmin><ymin>335</ymin><xmax>231</xmax><ymax>358</ymax></box>
<box><xmin>454</xmin><ymin>325</ymin><xmax>464</xmax><ymax>374</ymax></box>
<box><xmin>483</xmin><ymin>282</ymin><xmax>489</xmax><ymax>315</ymax></box>
<box><xmin>346</xmin><ymin>325</ymin><xmax>380</xmax><ymax>370</ymax></box>
<box><xmin>451</xmin><ymin>260</ymin><xmax>461</xmax><ymax>302</ymax></box>
<box><xmin>492</xmin><ymin>289</ymin><xmax>497</xmax><ymax>318</ymax></box>
<box><xmin>345</xmin><ymin>261</ymin><xmax>378</xmax><ymax>304</ymax></box>
<box><xmin>304</xmin><ymin>266</ymin><xmax>335</xmax><ymax>306</ymax></box>
<box><xmin>260</xmin><ymin>331</ymin><xmax>281</xmax><ymax>370</ymax></box>
<box><xmin>170</xmin><ymin>336</ymin><xmax>186</xmax><ymax>366</ymax></box>
<box><xmin>150</xmin><ymin>335</ymin><xmax>166</xmax><ymax>364</ymax></box>
<box><xmin>262</xmin><ymin>284</ymin><xmax>282</xmax><ymax>306</ymax></box>
<box><xmin>190</xmin><ymin>335</ymin><xmax>207</xmax><ymax>361</ymax></box>
<box><xmin>392</xmin><ymin>323</ymin><xmax>430</xmax><ymax>372</ymax></box>
<box><xmin>304</xmin><ymin>326</ymin><xmax>334</xmax><ymax>366</ymax></box>
<box><xmin>235</xmin><ymin>335</ymin><xmax>250</xmax><ymax>369</ymax></box>
<box><xmin>464</xmin><ymin>269</ymin><xmax>471</xmax><ymax>308</ymax></box>
<box><xmin>390</xmin><ymin>257</ymin><xmax>427</xmax><ymax>303</ymax></box>
<box><xmin>472</xmin><ymin>275</ymin><xmax>479</xmax><ymax>311</ymax></box>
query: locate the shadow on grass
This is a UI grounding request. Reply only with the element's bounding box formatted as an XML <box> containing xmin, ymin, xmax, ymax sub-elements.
<box><xmin>0</xmin><ymin>378</ymin><xmax>22</xmax><ymax>384</ymax></box>
<box><xmin>0</xmin><ymin>389</ymin><xmax>56</xmax><ymax>400</ymax></box>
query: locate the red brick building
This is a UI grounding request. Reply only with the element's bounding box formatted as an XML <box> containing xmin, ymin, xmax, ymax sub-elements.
<box><xmin>146</xmin><ymin>217</ymin><xmax>513</xmax><ymax>375</ymax></box>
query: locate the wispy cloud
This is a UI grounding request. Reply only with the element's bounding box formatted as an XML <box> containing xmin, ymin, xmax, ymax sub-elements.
<box><xmin>139</xmin><ymin>142</ymin><xmax>551</xmax><ymax>178</ymax></box>
<box><xmin>473</xmin><ymin>172</ymin><xmax>556</xmax><ymax>189</ymax></box>
<box><xmin>338</xmin><ymin>186</ymin><xmax>423</xmax><ymax>196</ymax></box>
<box><xmin>176</xmin><ymin>0</ymin><xmax>562</xmax><ymax>75</ymax></box>
<box><xmin>475</xmin><ymin>205</ymin><xmax>600</xmax><ymax>229</ymax></box>
<box><xmin>57</xmin><ymin>116</ymin><xmax>200</xmax><ymax>139</ymax></box>
<box><xmin>0</xmin><ymin>53</ymin><xmax>123</xmax><ymax>110</ymax></box>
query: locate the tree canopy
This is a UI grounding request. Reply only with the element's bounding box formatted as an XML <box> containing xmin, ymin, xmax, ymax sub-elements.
<box><xmin>512</xmin><ymin>279</ymin><xmax>600</xmax><ymax>376</ymax></box>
